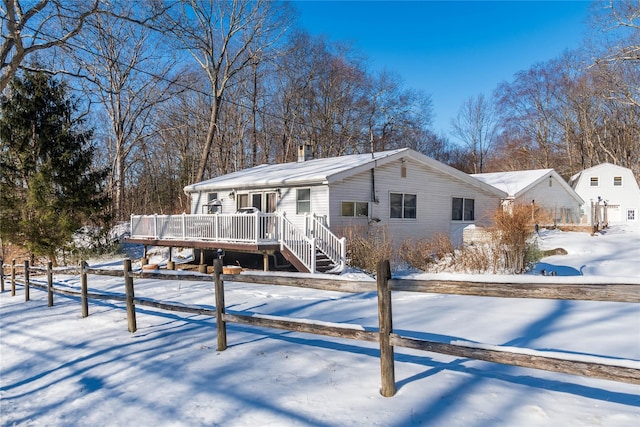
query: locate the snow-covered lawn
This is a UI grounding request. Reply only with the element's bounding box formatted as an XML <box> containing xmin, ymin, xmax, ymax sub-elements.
<box><xmin>1</xmin><ymin>224</ymin><xmax>639</xmax><ymax>426</ymax></box>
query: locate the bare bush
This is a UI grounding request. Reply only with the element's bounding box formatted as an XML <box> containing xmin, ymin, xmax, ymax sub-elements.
<box><xmin>491</xmin><ymin>203</ymin><xmax>536</xmax><ymax>273</ymax></box>
<box><xmin>399</xmin><ymin>204</ymin><xmax>537</xmax><ymax>274</ymax></box>
<box><xmin>341</xmin><ymin>225</ymin><xmax>394</xmax><ymax>274</ymax></box>
<box><xmin>400</xmin><ymin>233</ymin><xmax>455</xmax><ymax>271</ymax></box>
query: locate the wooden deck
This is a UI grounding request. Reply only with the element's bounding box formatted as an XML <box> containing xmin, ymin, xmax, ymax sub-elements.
<box><xmin>127</xmin><ymin>212</ymin><xmax>346</xmax><ymax>274</ymax></box>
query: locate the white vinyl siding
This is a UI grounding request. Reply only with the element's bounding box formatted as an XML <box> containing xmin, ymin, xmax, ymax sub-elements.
<box><xmin>330</xmin><ymin>158</ymin><xmax>500</xmax><ymax>244</ymax></box>
<box><xmin>572</xmin><ymin>164</ymin><xmax>640</xmax><ymax>225</ymax></box>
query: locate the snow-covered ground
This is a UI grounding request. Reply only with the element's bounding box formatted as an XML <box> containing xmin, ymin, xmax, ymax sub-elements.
<box><xmin>1</xmin><ymin>223</ymin><xmax>639</xmax><ymax>426</ymax></box>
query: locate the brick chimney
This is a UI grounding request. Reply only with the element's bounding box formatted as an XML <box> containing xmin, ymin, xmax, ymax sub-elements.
<box><xmin>297</xmin><ymin>144</ymin><xmax>313</xmax><ymax>162</ymax></box>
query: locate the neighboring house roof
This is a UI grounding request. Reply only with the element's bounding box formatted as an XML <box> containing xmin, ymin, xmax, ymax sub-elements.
<box><xmin>472</xmin><ymin>169</ymin><xmax>584</xmax><ymax>205</ymax></box>
<box><xmin>184</xmin><ymin>148</ymin><xmax>507</xmax><ymax>198</ymax></box>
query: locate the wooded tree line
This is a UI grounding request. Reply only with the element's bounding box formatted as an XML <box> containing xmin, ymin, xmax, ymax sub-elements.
<box><xmin>1</xmin><ymin>0</ymin><xmax>638</xmax><ymax>228</ymax></box>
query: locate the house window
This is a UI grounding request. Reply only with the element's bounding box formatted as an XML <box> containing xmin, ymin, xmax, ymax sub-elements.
<box><xmin>390</xmin><ymin>193</ymin><xmax>416</xmax><ymax>219</ymax></box>
<box><xmin>628</xmin><ymin>209</ymin><xmax>636</xmax><ymax>221</ymax></box>
<box><xmin>296</xmin><ymin>188</ymin><xmax>311</xmax><ymax>214</ymax></box>
<box><xmin>614</xmin><ymin>176</ymin><xmax>622</xmax><ymax>186</ymax></box>
<box><xmin>590</xmin><ymin>177</ymin><xmax>599</xmax><ymax>187</ymax></box>
<box><xmin>237</xmin><ymin>194</ymin><xmax>249</xmax><ymax>210</ymax></box>
<box><xmin>265</xmin><ymin>192</ymin><xmax>277</xmax><ymax>213</ymax></box>
<box><xmin>203</xmin><ymin>192</ymin><xmax>219</xmax><ymax>214</ymax></box>
<box><xmin>452</xmin><ymin>197</ymin><xmax>475</xmax><ymax>221</ymax></box>
<box><xmin>252</xmin><ymin>193</ymin><xmax>262</xmax><ymax>211</ymax></box>
<box><xmin>341</xmin><ymin>201</ymin><xmax>369</xmax><ymax>217</ymax></box>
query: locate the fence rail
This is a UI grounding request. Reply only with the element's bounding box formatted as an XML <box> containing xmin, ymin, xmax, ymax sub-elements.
<box><xmin>2</xmin><ymin>257</ymin><xmax>639</xmax><ymax>397</ymax></box>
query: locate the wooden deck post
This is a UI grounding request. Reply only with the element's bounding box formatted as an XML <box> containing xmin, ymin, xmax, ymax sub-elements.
<box><xmin>47</xmin><ymin>261</ymin><xmax>54</xmax><ymax>307</ymax></box>
<box><xmin>24</xmin><ymin>260</ymin><xmax>30</xmax><ymax>302</ymax></box>
<box><xmin>141</xmin><ymin>245</ymin><xmax>148</xmax><ymax>266</ymax></box>
<box><xmin>11</xmin><ymin>259</ymin><xmax>15</xmax><ymax>296</ymax></box>
<box><xmin>167</xmin><ymin>247</ymin><xmax>175</xmax><ymax>270</ymax></box>
<box><xmin>80</xmin><ymin>261</ymin><xmax>88</xmax><ymax>317</ymax></box>
<box><xmin>377</xmin><ymin>259</ymin><xmax>396</xmax><ymax>397</ymax></box>
<box><xmin>124</xmin><ymin>259</ymin><xmax>137</xmax><ymax>333</ymax></box>
<box><xmin>199</xmin><ymin>248</ymin><xmax>207</xmax><ymax>273</ymax></box>
<box><xmin>214</xmin><ymin>258</ymin><xmax>227</xmax><ymax>351</ymax></box>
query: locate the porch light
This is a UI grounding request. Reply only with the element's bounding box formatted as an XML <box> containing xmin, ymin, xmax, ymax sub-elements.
<box><xmin>229</xmin><ymin>190</ymin><xmax>236</xmax><ymax>200</ymax></box>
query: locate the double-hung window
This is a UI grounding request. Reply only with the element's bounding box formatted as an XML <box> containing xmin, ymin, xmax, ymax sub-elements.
<box><xmin>452</xmin><ymin>197</ymin><xmax>475</xmax><ymax>221</ymax></box>
<box><xmin>296</xmin><ymin>188</ymin><xmax>311</xmax><ymax>214</ymax></box>
<box><xmin>390</xmin><ymin>193</ymin><xmax>416</xmax><ymax>219</ymax></box>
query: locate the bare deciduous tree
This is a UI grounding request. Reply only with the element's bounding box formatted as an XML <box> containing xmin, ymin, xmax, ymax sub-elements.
<box><xmin>74</xmin><ymin>8</ymin><xmax>182</xmax><ymax>219</ymax></box>
<box><xmin>162</xmin><ymin>0</ymin><xmax>291</xmax><ymax>182</ymax></box>
<box><xmin>450</xmin><ymin>94</ymin><xmax>497</xmax><ymax>174</ymax></box>
<box><xmin>0</xmin><ymin>0</ymin><xmax>107</xmax><ymax>91</ymax></box>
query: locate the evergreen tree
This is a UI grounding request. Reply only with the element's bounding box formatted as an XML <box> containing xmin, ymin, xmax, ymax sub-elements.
<box><xmin>0</xmin><ymin>70</ymin><xmax>110</xmax><ymax>263</ymax></box>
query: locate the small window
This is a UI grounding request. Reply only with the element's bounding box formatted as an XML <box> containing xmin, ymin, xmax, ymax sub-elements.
<box><xmin>452</xmin><ymin>197</ymin><xmax>475</xmax><ymax>221</ymax></box>
<box><xmin>628</xmin><ymin>209</ymin><xmax>636</xmax><ymax>221</ymax></box>
<box><xmin>296</xmin><ymin>188</ymin><xmax>311</xmax><ymax>214</ymax></box>
<box><xmin>252</xmin><ymin>193</ymin><xmax>262</xmax><ymax>211</ymax></box>
<box><xmin>614</xmin><ymin>176</ymin><xmax>622</xmax><ymax>186</ymax></box>
<box><xmin>341</xmin><ymin>201</ymin><xmax>369</xmax><ymax>217</ymax></box>
<box><xmin>265</xmin><ymin>192</ymin><xmax>277</xmax><ymax>213</ymax></box>
<box><xmin>207</xmin><ymin>192</ymin><xmax>218</xmax><ymax>202</ymax></box>
<box><xmin>390</xmin><ymin>193</ymin><xmax>416</xmax><ymax>219</ymax></box>
<box><xmin>590</xmin><ymin>177</ymin><xmax>599</xmax><ymax>187</ymax></box>
<box><xmin>237</xmin><ymin>194</ymin><xmax>249</xmax><ymax>209</ymax></box>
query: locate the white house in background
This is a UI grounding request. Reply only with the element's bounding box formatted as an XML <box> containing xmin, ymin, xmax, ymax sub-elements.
<box><xmin>184</xmin><ymin>147</ymin><xmax>507</xmax><ymax>246</ymax></box>
<box><xmin>569</xmin><ymin>163</ymin><xmax>640</xmax><ymax>225</ymax></box>
<box><xmin>472</xmin><ymin>169</ymin><xmax>584</xmax><ymax>224</ymax></box>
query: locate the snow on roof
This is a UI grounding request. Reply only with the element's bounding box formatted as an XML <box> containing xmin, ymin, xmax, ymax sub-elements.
<box><xmin>184</xmin><ymin>149</ymin><xmax>409</xmax><ymax>192</ymax></box>
<box><xmin>472</xmin><ymin>169</ymin><xmax>555</xmax><ymax>197</ymax></box>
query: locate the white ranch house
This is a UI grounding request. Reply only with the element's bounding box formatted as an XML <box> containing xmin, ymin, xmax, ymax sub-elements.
<box><xmin>128</xmin><ymin>147</ymin><xmax>506</xmax><ymax>273</ymax></box>
<box><xmin>472</xmin><ymin>169</ymin><xmax>584</xmax><ymax>225</ymax></box>
<box><xmin>569</xmin><ymin>163</ymin><xmax>640</xmax><ymax>226</ymax></box>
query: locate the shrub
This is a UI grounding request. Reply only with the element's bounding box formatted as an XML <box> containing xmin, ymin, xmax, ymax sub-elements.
<box><xmin>340</xmin><ymin>225</ymin><xmax>394</xmax><ymax>274</ymax></box>
<box><xmin>399</xmin><ymin>233</ymin><xmax>455</xmax><ymax>271</ymax></box>
<box><xmin>491</xmin><ymin>203</ymin><xmax>536</xmax><ymax>273</ymax></box>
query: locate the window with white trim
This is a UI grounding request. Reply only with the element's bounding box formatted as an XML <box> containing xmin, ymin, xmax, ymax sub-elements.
<box><xmin>590</xmin><ymin>176</ymin><xmax>599</xmax><ymax>187</ymax></box>
<box><xmin>452</xmin><ymin>197</ymin><xmax>475</xmax><ymax>221</ymax></box>
<box><xmin>614</xmin><ymin>176</ymin><xmax>622</xmax><ymax>186</ymax></box>
<box><xmin>390</xmin><ymin>193</ymin><xmax>416</xmax><ymax>219</ymax></box>
<box><xmin>296</xmin><ymin>188</ymin><xmax>311</xmax><ymax>214</ymax></box>
<box><xmin>341</xmin><ymin>201</ymin><xmax>369</xmax><ymax>217</ymax></box>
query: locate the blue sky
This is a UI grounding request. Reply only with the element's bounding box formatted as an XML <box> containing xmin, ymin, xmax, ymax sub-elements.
<box><xmin>292</xmin><ymin>1</ymin><xmax>592</xmax><ymax>141</ymax></box>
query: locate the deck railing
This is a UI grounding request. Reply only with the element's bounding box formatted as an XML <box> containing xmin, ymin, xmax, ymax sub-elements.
<box><xmin>130</xmin><ymin>212</ymin><xmax>344</xmax><ymax>273</ymax></box>
<box><xmin>305</xmin><ymin>214</ymin><xmax>346</xmax><ymax>272</ymax></box>
<box><xmin>131</xmin><ymin>213</ymin><xmax>280</xmax><ymax>243</ymax></box>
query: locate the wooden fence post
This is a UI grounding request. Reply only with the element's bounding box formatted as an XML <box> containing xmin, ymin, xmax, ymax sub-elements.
<box><xmin>377</xmin><ymin>259</ymin><xmax>396</xmax><ymax>397</ymax></box>
<box><xmin>124</xmin><ymin>259</ymin><xmax>137</xmax><ymax>333</ymax></box>
<box><xmin>0</xmin><ymin>258</ymin><xmax>4</xmax><ymax>292</ymax></box>
<box><xmin>80</xmin><ymin>261</ymin><xmax>88</xmax><ymax>317</ymax></box>
<box><xmin>24</xmin><ymin>259</ymin><xmax>30</xmax><ymax>302</ymax></box>
<box><xmin>47</xmin><ymin>261</ymin><xmax>54</xmax><ymax>307</ymax></box>
<box><xmin>11</xmin><ymin>259</ymin><xmax>15</xmax><ymax>296</ymax></box>
<box><xmin>214</xmin><ymin>258</ymin><xmax>227</xmax><ymax>351</ymax></box>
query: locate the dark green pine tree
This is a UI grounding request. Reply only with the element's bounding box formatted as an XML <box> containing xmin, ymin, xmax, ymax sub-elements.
<box><xmin>0</xmin><ymin>70</ymin><xmax>110</xmax><ymax>264</ymax></box>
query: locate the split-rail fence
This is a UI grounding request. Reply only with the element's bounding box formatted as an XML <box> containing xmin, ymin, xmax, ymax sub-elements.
<box><xmin>1</xmin><ymin>258</ymin><xmax>638</xmax><ymax>397</ymax></box>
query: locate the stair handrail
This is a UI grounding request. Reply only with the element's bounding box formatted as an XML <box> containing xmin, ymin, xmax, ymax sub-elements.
<box><xmin>305</xmin><ymin>213</ymin><xmax>346</xmax><ymax>272</ymax></box>
<box><xmin>279</xmin><ymin>213</ymin><xmax>316</xmax><ymax>273</ymax></box>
